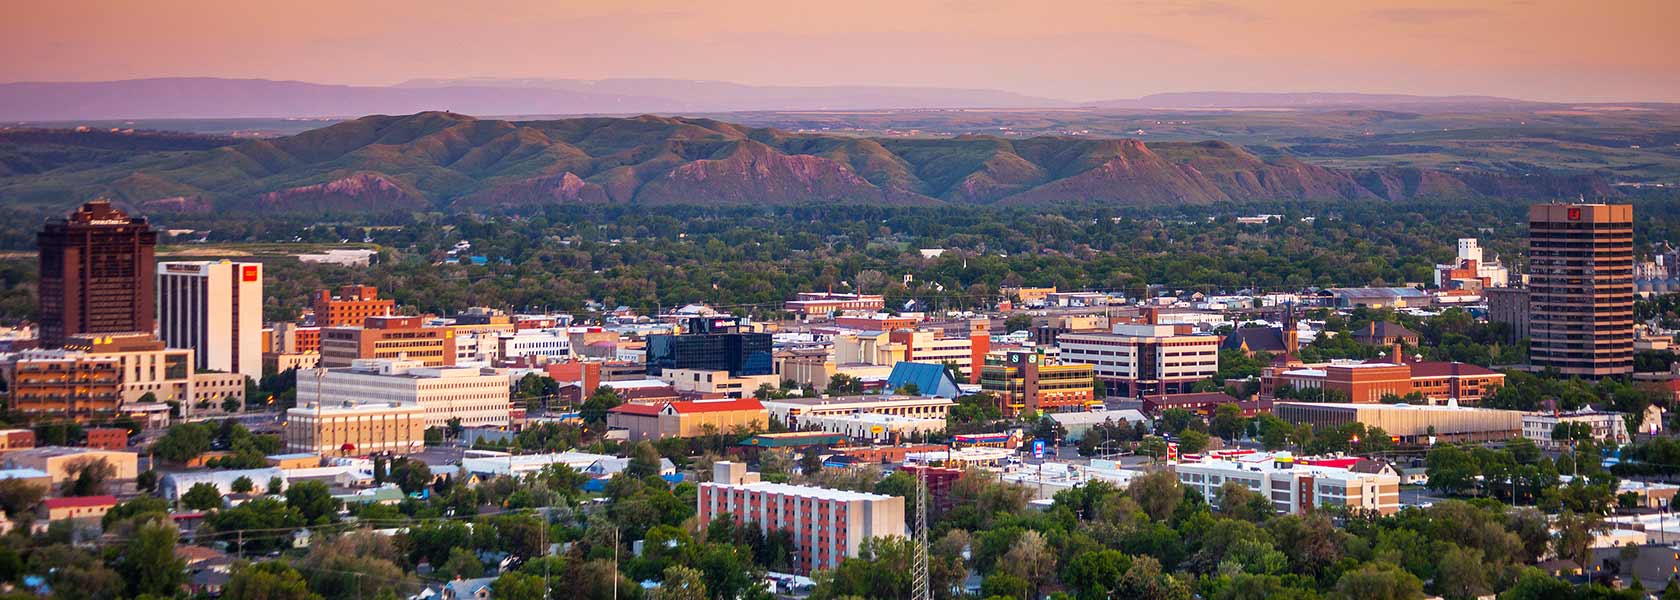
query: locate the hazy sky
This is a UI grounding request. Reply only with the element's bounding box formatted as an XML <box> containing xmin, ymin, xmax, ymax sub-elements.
<box><xmin>6</xmin><ymin>0</ymin><xmax>1678</xmax><ymax>102</ymax></box>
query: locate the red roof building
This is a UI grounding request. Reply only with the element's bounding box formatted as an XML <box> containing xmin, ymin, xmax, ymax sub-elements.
<box><xmin>41</xmin><ymin>494</ymin><xmax>117</xmax><ymax>521</ymax></box>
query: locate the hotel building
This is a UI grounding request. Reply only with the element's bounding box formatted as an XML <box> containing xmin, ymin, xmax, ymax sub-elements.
<box><xmin>37</xmin><ymin>200</ymin><xmax>157</xmax><ymax>348</ymax></box>
<box><xmin>1528</xmin><ymin>203</ymin><xmax>1635</xmax><ymax>377</ymax></box>
<box><xmin>157</xmin><ymin>260</ymin><xmax>263</xmax><ymax>379</ymax></box>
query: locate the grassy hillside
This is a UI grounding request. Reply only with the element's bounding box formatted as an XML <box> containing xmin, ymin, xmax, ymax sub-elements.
<box><xmin>0</xmin><ymin>112</ymin><xmax>1622</xmax><ymax>215</ymax></box>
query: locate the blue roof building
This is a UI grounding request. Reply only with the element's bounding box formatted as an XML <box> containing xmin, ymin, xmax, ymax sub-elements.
<box><xmin>886</xmin><ymin>362</ymin><xmax>963</xmax><ymax>398</ymax></box>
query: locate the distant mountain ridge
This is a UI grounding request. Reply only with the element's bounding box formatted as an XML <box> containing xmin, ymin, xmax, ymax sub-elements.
<box><xmin>0</xmin><ymin>77</ymin><xmax>1066</xmax><ymax>121</ymax></box>
<box><xmin>0</xmin><ymin>76</ymin><xmax>1609</xmax><ymax>122</ymax></box>
<box><xmin>0</xmin><ymin>112</ymin><xmax>1614</xmax><ymax>214</ymax></box>
<box><xmin>1093</xmin><ymin>91</ymin><xmax>1541</xmax><ymax>109</ymax></box>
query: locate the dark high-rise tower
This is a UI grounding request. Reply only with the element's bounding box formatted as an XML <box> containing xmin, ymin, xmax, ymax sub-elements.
<box><xmin>37</xmin><ymin>200</ymin><xmax>158</xmax><ymax>348</ymax></box>
<box><xmin>1527</xmin><ymin>203</ymin><xmax>1634</xmax><ymax>377</ymax></box>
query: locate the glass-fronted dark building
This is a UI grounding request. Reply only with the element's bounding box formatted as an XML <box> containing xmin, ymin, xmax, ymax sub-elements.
<box><xmin>37</xmin><ymin>200</ymin><xmax>157</xmax><ymax>348</ymax></box>
<box><xmin>646</xmin><ymin>317</ymin><xmax>772</xmax><ymax>377</ymax></box>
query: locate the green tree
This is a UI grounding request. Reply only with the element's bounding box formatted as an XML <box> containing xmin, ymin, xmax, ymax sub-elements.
<box><xmin>1433</xmin><ymin>546</ymin><xmax>1489</xmax><ymax>600</ymax></box>
<box><xmin>492</xmin><ymin>571</ymin><xmax>547</xmax><ymax>600</ymax></box>
<box><xmin>0</xmin><ymin>479</ymin><xmax>46</xmax><ymax>518</ymax></box>
<box><xmin>115</xmin><ymin>519</ymin><xmax>187</xmax><ymax>597</ymax></box>
<box><xmin>650</xmin><ymin>565</ymin><xmax>708</xmax><ymax>600</ymax></box>
<box><xmin>800</xmin><ymin>446</ymin><xmax>824</xmax><ymax>476</ymax></box>
<box><xmin>182</xmin><ymin>482</ymin><xmax>225</xmax><ymax>510</ymax></box>
<box><xmin>225</xmin><ymin>561</ymin><xmax>322</xmax><ymax>600</ymax></box>
<box><xmin>440</xmin><ymin>547</ymin><xmax>485</xmax><ymax>580</ymax></box>
<box><xmin>231</xmin><ymin>476</ymin><xmax>256</xmax><ymax>494</ymax></box>
<box><xmin>626</xmin><ymin>441</ymin><xmax>664</xmax><ymax>478</ymax></box>
<box><xmin>1211</xmin><ymin>403</ymin><xmax>1245</xmax><ymax>441</ymax></box>
<box><xmin>1426</xmin><ymin>445</ymin><xmax>1481</xmax><ymax>496</ymax></box>
<box><xmin>1330</xmin><ymin>562</ymin><xmax>1424</xmax><ymax>600</ymax></box>
<box><xmin>1178</xmin><ymin>430</ymin><xmax>1211</xmax><ymax>455</ymax></box>
<box><xmin>285</xmin><ymin>480</ymin><xmax>342</xmax><ymax>524</ymax></box>
<box><xmin>1129</xmin><ymin>469</ymin><xmax>1184</xmax><ymax>521</ymax></box>
<box><xmin>62</xmin><ymin>457</ymin><xmax>115</xmax><ymax>496</ymax></box>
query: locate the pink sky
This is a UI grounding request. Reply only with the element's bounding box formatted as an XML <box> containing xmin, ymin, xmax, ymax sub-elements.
<box><xmin>5</xmin><ymin>0</ymin><xmax>1678</xmax><ymax>102</ymax></box>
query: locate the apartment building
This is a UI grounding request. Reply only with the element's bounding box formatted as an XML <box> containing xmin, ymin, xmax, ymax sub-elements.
<box><xmin>497</xmin><ymin>328</ymin><xmax>574</xmax><ymax>361</ymax></box>
<box><xmin>699</xmin><ymin>463</ymin><xmax>905</xmax><ymax>574</ymax></box>
<box><xmin>299</xmin><ymin>359</ymin><xmax>510</xmax><ymax>428</ymax></box>
<box><xmin>59</xmin><ymin>333</ymin><xmax>192</xmax><ymax>405</ymax></box>
<box><xmin>1057</xmin><ymin>324</ymin><xmax>1220</xmax><ymax>397</ymax></box>
<box><xmin>1176</xmin><ymin>455</ymin><xmax>1401</xmax><ymax>516</ymax></box>
<box><xmin>0</xmin><ymin>352</ymin><xmax>121</xmax><ymax>419</ymax></box>
<box><xmin>891</xmin><ymin>319</ymin><xmax>991</xmax><ymax>384</ymax></box>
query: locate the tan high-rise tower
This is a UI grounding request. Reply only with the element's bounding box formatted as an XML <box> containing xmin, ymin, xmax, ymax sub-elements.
<box><xmin>1528</xmin><ymin>203</ymin><xmax>1634</xmax><ymax>377</ymax></box>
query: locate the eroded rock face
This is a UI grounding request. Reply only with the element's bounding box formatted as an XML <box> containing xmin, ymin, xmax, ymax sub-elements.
<box><xmin>258</xmin><ymin>173</ymin><xmax>427</xmax><ymax>213</ymax></box>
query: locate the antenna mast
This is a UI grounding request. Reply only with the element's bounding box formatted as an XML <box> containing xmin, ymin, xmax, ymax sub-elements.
<box><xmin>912</xmin><ymin>465</ymin><xmax>930</xmax><ymax>600</ymax></box>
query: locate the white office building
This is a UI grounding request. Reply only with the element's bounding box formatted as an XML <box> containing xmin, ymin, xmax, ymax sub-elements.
<box><xmin>157</xmin><ymin>260</ymin><xmax>263</xmax><ymax>379</ymax></box>
<box><xmin>497</xmin><ymin>328</ymin><xmax>576</xmax><ymax>362</ymax></box>
<box><xmin>300</xmin><ymin>359</ymin><xmax>512</xmax><ymax>428</ymax></box>
<box><xmin>1175</xmin><ymin>453</ymin><xmax>1402</xmax><ymax>516</ymax></box>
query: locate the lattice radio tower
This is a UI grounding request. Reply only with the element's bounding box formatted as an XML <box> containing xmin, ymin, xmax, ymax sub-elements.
<box><xmin>911</xmin><ymin>465</ymin><xmax>930</xmax><ymax>600</ymax></box>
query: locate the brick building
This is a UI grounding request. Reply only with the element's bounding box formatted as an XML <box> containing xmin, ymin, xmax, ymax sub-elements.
<box><xmin>311</xmin><ymin>285</ymin><xmax>395</xmax><ymax>328</ymax></box>
<box><xmin>320</xmin><ymin>316</ymin><xmax>456</xmax><ymax>368</ymax></box>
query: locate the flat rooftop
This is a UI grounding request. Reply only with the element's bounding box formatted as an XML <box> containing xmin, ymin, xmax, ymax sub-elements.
<box><xmin>704</xmin><ymin>481</ymin><xmax>897</xmax><ymax>502</ymax></box>
<box><xmin>763</xmin><ymin>395</ymin><xmax>953</xmax><ymax>407</ymax></box>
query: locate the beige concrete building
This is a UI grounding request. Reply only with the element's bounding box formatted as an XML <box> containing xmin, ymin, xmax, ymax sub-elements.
<box><xmin>607</xmin><ymin>398</ymin><xmax>769</xmax><ymax>441</ymax></box>
<box><xmin>1057</xmin><ymin>324</ymin><xmax>1221</xmax><ymax>397</ymax></box>
<box><xmin>189</xmin><ymin>371</ymin><xmax>248</xmax><ymax>415</ymax></box>
<box><xmin>659</xmin><ymin>368</ymin><xmax>779</xmax><ymax>399</ymax></box>
<box><xmin>284</xmin><ymin>400</ymin><xmax>427</xmax><ymax>455</ymax></box>
<box><xmin>832</xmin><ymin>331</ymin><xmax>907</xmax><ymax>365</ymax></box>
<box><xmin>60</xmin><ymin>333</ymin><xmax>193</xmax><ymax>405</ymax></box>
<box><xmin>1275</xmin><ymin>401</ymin><xmax>1523</xmax><ymax>444</ymax></box>
<box><xmin>761</xmin><ymin>395</ymin><xmax>955</xmax><ymax>429</ymax></box>
<box><xmin>4</xmin><ymin>446</ymin><xmax>139</xmax><ymax>484</ymax></box>
<box><xmin>301</xmin><ymin>359</ymin><xmax>510</xmax><ymax>428</ymax></box>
